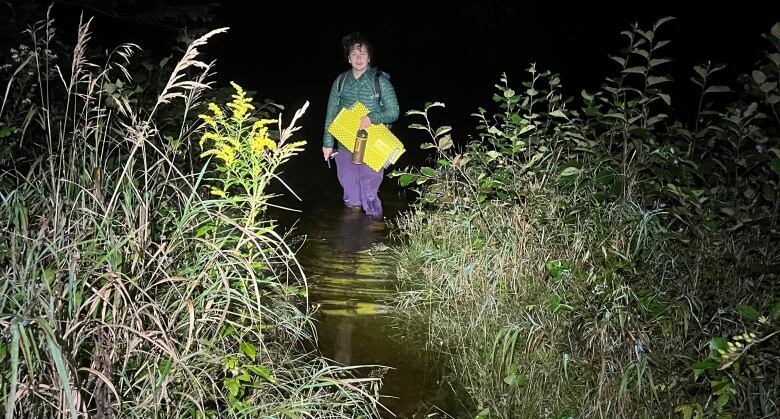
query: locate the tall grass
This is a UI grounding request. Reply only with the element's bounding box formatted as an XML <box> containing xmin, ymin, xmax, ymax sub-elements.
<box><xmin>0</xmin><ymin>10</ymin><xmax>382</xmax><ymax>418</ymax></box>
<box><xmin>391</xmin><ymin>19</ymin><xmax>780</xmax><ymax>418</ymax></box>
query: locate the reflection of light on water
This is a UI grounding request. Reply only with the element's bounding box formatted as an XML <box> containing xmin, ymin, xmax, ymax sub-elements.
<box><xmin>317</xmin><ymin>300</ymin><xmax>390</xmax><ymax>316</ymax></box>
<box><xmin>295</xmin><ymin>206</ymin><xmax>454</xmax><ymax>417</ymax></box>
<box><xmin>309</xmin><ymin>249</ymin><xmax>395</xmax><ymax>317</ymax></box>
<box><xmin>305</xmin><ymin>214</ymin><xmax>396</xmax><ymax>319</ymax></box>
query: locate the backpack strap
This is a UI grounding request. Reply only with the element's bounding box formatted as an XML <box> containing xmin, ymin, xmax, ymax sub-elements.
<box><xmin>336</xmin><ymin>71</ymin><xmax>348</xmax><ymax>106</ymax></box>
<box><xmin>374</xmin><ymin>70</ymin><xmax>383</xmax><ymax>105</ymax></box>
<box><xmin>338</xmin><ymin>69</ymin><xmax>388</xmax><ymax>107</ymax></box>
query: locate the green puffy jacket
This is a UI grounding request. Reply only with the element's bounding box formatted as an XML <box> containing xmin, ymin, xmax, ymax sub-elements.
<box><xmin>322</xmin><ymin>66</ymin><xmax>400</xmax><ymax>148</ymax></box>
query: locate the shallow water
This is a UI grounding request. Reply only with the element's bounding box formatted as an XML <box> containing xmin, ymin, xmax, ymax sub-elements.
<box><xmin>273</xmin><ymin>160</ymin><xmax>456</xmax><ymax>417</ymax></box>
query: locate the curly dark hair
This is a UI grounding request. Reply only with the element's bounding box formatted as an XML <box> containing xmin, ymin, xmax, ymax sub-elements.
<box><xmin>342</xmin><ymin>31</ymin><xmax>374</xmax><ymax>61</ymax></box>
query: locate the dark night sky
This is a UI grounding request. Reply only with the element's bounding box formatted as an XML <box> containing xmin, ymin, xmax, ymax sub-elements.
<box><xmin>198</xmin><ymin>1</ymin><xmax>778</xmax><ymax>143</ymax></box>
<box><xmin>6</xmin><ymin>1</ymin><xmax>780</xmax><ymax>163</ymax></box>
<box><xmin>160</xmin><ymin>2</ymin><xmax>773</xmax><ymax>161</ymax></box>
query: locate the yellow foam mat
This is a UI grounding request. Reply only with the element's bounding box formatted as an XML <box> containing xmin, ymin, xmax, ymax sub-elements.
<box><xmin>327</xmin><ymin>101</ymin><xmax>405</xmax><ymax>172</ymax></box>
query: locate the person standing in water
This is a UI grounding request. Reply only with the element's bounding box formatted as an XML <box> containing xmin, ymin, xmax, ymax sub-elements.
<box><xmin>322</xmin><ymin>31</ymin><xmax>399</xmax><ymax>219</ymax></box>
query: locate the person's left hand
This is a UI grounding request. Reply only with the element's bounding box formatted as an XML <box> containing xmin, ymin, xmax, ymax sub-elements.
<box><xmin>359</xmin><ymin>116</ymin><xmax>372</xmax><ymax>130</ymax></box>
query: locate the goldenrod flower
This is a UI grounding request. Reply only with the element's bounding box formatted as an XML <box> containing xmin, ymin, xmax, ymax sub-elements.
<box><xmin>251</xmin><ymin>136</ymin><xmax>276</xmax><ymax>155</ymax></box>
<box><xmin>227</xmin><ymin>81</ymin><xmax>255</xmax><ymax>121</ymax></box>
<box><xmin>199</xmin><ymin>132</ymin><xmax>218</xmax><ymax>148</ymax></box>
<box><xmin>223</xmin><ymin>135</ymin><xmax>241</xmax><ymax>150</ymax></box>
<box><xmin>199</xmin><ymin>114</ymin><xmax>217</xmax><ymax>128</ymax></box>
<box><xmin>253</xmin><ymin>119</ymin><xmax>277</xmax><ymax>129</ymax></box>
<box><xmin>208</xmin><ymin>103</ymin><xmax>224</xmax><ymax>119</ymax></box>
<box><xmin>201</xmin><ymin>143</ymin><xmax>236</xmax><ymax>167</ymax></box>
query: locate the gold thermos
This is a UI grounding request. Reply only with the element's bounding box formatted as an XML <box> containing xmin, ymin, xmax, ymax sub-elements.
<box><xmin>352</xmin><ymin>129</ymin><xmax>368</xmax><ymax>164</ymax></box>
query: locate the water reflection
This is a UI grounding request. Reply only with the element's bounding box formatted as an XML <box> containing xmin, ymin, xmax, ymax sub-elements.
<box><xmin>292</xmin><ymin>193</ymin><xmax>453</xmax><ymax>416</ymax></box>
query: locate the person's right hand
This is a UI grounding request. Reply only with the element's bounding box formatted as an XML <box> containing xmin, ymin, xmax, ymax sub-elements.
<box><xmin>322</xmin><ymin>147</ymin><xmax>333</xmax><ymax>161</ymax></box>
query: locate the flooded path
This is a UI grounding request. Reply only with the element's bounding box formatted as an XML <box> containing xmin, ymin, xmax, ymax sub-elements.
<box><xmin>261</xmin><ymin>155</ymin><xmax>455</xmax><ymax>418</ymax></box>
<box><xmin>294</xmin><ymin>200</ymin><xmax>452</xmax><ymax>417</ymax></box>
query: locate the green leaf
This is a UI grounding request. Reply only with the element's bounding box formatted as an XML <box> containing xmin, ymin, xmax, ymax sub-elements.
<box><xmin>709</xmin><ymin>337</ymin><xmax>729</xmax><ymax>354</ymax></box>
<box><xmin>653</xmin><ymin>16</ymin><xmax>675</xmax><ymax>30</ymax></box>
<box><xmin>760</xmin><ymin>81</ymin><xmax>778</xmax><ymax>93</ymax></box>
<box><xmin>649</xmin><ymin>58</ymin><xmax>673</xmax><ymax>67</ymax></box>
<box><xmin>648</xmin><ymin>75</ymin><xmax>672</xmax><ymax>85</ymax></box>
<box><xmin>435</xmin><ymin>126</ymin><xmax>452</xmax><ymax>137</ymax></box>
<box><xmin>503</xmin><ymin>88</ymin><xmax>516</xmax><ymax>98</ymax></box>
<box><xmin>0</xmin><ymin>127</ymin><xmax>12</xmax><ymax>138</ymax></box>
<box><xmin>675</xmin><ymin>405</ymin><xmax>693</xmax><ymax>419</ymax></box>
<box><xmin>225</xmin><ymin>378</ymin><xmax>239</xmax><ymax>397</ymax></box>
<box><xmin>399</xmin><ymin>174</ymin><xmax>416</xmax><ymax>187</ymax></box>
<box><xmin>716</xmin><ymin>392</ymin><xmax>730</xmax><ymax>410</ymax></box>
<box><xmin>653</xmin><ymin>39</ymin><xmax>672</xmax><ymax>51</ymax></box>
<box><xmin>604</xmin><ymin>112</ymin><xmax>627</xmax><ymax>121</ymax></box>
<box><xmin>409</xmin><ymin>123</ymin><xmax>428</xmax><ymax>130</ymax></box>
<box><xmin>622</xmin><ymin>66</ymin><xmax>647</xmax><ymax>74</ymax></box>
<box><xmin>503</xmin><ymin>373</ymin><xmax>526</xmax><ymax>388</ymax></box>
<box><xmin>609</xmin><ymin>55</ymin><xmax>626</xmax><ymax>66</ymax></box>
<box><xmin>658</xmin><ymin>93</ymin><xmax>672</xmax><ymax>106</ymax></box>
<box><xmin>581</xmin><ymin>89</ymin><xmax>594</xmax><ymax>101</ymax></box>
<box><xmin>706</xmin><ymin>85</ymin><xmax>732</xmax><ymax>94</ymax></box>
<box><xmin>240</xmin><ymin>342</ymin><xmax>256</xmax><ymax>361</ymax></box>
<box><xmin>770</xmin><ymin>53</ymin><xmax>780</xmax><ymax>67</ymax></box>
<box><xmin>692</xmin><ymin>359</ymin><xmax>718</xmax><ymax>380</ymax></box>
<box><xmin>549</xmin><ymin>110</ymin><xmax>568</xmax><ymax>119</ymax></box>
<box><xmin>438</xmin><ymin>135</ymin><xmax>454</xmax><ymax>151</ymax></box>
<box><xmin>246</xmin><ymin>365</ymin><xmax>276</xmax><ymax>383</ymax></box>
<box><xmin>772</xmin><ymin>22</ymin><xmax>780</xmax><ymax>40</ymax></box>
<box><xmin>694</xmin><ymin>65</ymin><xmax>707</xmax><ymax>80</ymax></box>
<box><xmin>475</xmin><ymin>408</ymin><xmax>490</xmax><ymax>419</ymax></box>
<box><xmin>39</xmin><ymin>319</ymin><xmax>77</xmax><ymax>419</ymax></box>
<box><xmin>420</xmin><ymin>167</ymin><xmax>436</xmax><ymax>177</ymax></box>
<box><xmin>420</xmin><ymin>142</ymin><xmax>437</xmax><ymax>150</ymax></box>
<box><xmin>737</xmin><ymin>304</ymin><xmax>760</xmax><ymax>321</ymax></box>
<box><xmin>486</xmin><ymin>150</ymin><xmax>502</xmax><ymax>161</ymax></box>
<box><xmin>559</xmin><ymin>167</ymin><xmax>580</xmax><ymax>178</ymax></box>
<box><xmin>546</xmin><ymin>259</ymin><xmax>571</xmax><ymax>280</ymax></box>
<box><xmin>160</xmin><ymin>358</ymin><xmax>173</xmax><ymax>379</ymax></box>
<box><xmin>752</xmin><ymin>70</ymin><xmax>767</xmax><ymax>84</ymax></box>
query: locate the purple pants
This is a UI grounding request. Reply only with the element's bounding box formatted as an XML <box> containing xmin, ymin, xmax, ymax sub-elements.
<box><xmin>335</xmin><ymin>148</ymin><xmax>383</xmax><ymax>218</ymax></box>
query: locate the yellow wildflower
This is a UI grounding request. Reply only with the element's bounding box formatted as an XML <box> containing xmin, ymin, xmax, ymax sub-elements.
<box><xmin>200</xmin><ymin>143</ymin><xmax>236</xmax><ymax>167</ymax></box>
<box><xmin>208</xmin><ymin>103</ymin><xmax>224</xmax><ymax>119</ymax></box>
<box><xmin>223</xmin><ymin>135</ymin><xmax>241</xmax><ymax>150</ymax></box>
<box><xmin>199</xmin><ymin>132</ymin><xmax>218</xmax><ymax>148</ymax></box>
<box><xmin>253</xmin><ymin>119</ymin><xmax>277</xmax><ymax>129</ymax></box>
<box><xmin>226</xmin><ymin>82</ymin><xmax>255</xmax><ymax>121</ymax></box>
<box><xmin>251</xmin><ymin>136</ymin><xmax>276</xmax><ymax>155</ymax></box>
<box><xmin>229</xmin><ymin>81</ymin><xmax>245</xmax><ymax>98</ymax></box>
<box><xmin>198</xmin><ymin>114</ymin><xmax>216</xmax><ymax>128</ymax></box>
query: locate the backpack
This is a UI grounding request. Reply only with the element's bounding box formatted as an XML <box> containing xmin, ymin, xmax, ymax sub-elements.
<box><xmin>336</xmin><ymin>69</ymin><xmax>389</xmax><ymax>108</ymax></box>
